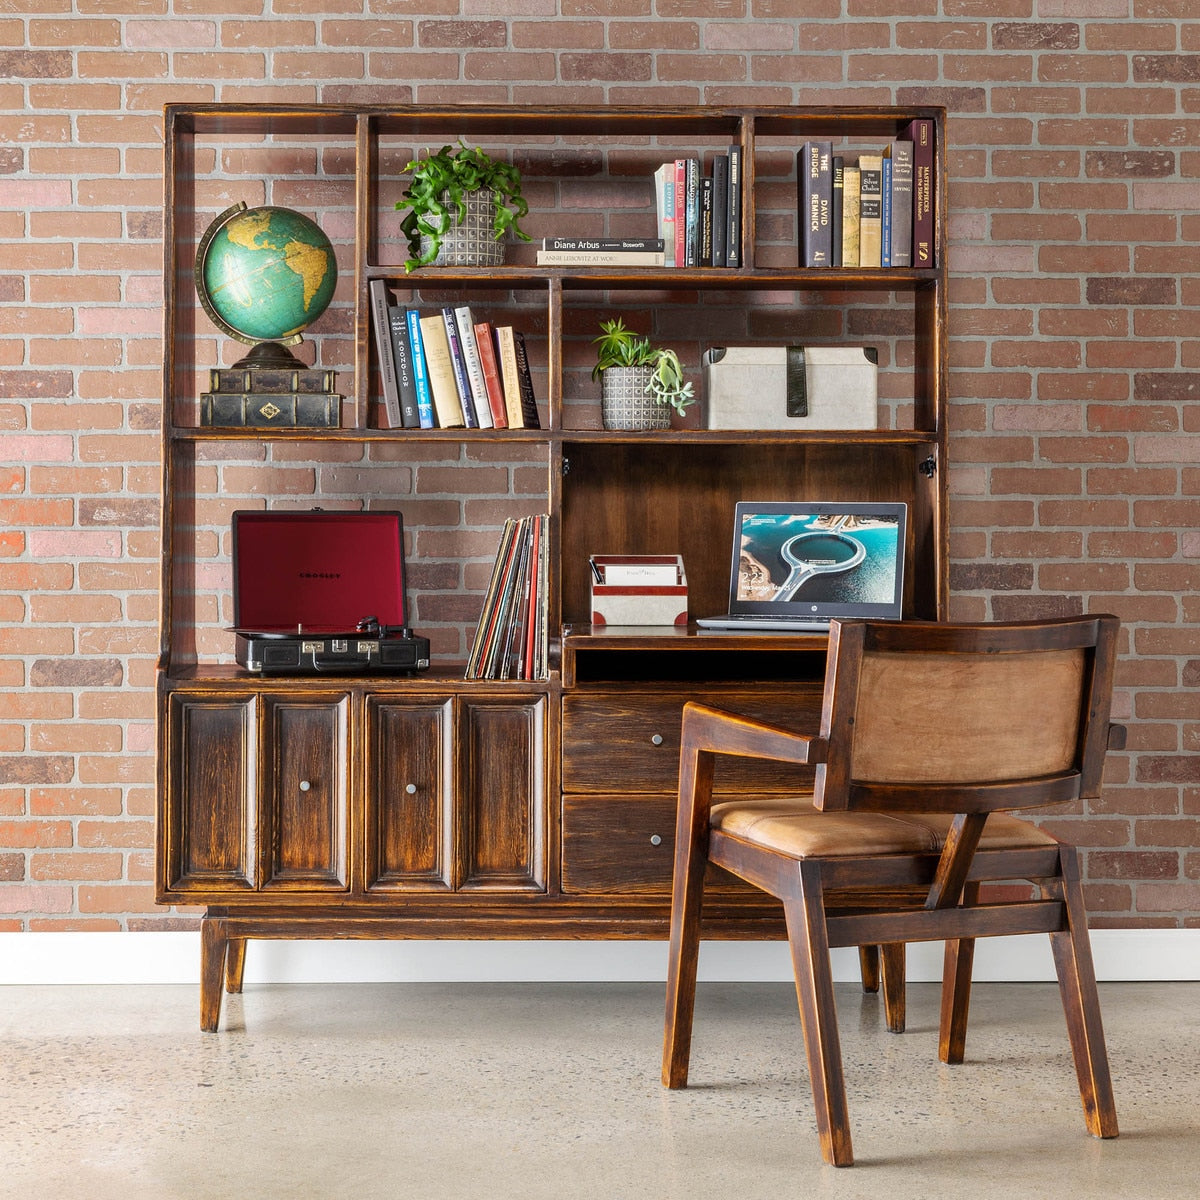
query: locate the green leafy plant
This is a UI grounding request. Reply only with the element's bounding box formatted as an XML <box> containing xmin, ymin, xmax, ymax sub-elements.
<box><xmin>591</xmin><ymin>318</ymin><xmax>696</xmax><ymax>416</ymax></box>
<box><xmin>395</xmin><ymin>140</ymin><xmax>531</xmax><ymax>272</ymax></box>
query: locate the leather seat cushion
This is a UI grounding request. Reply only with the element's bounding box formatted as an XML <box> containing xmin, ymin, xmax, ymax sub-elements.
<box><xmin>709</xmin><ymin>797</ymin><xmax>1059</xmax><ymax>860</ymax></box>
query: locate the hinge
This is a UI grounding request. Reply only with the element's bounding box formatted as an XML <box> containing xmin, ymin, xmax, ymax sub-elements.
<box><xmin>562</xmin><ymin>456</ymin><xmax>570</xmax><ymax>477</ymax></box>
<box><xmin>918</xmin><ymin>455</ymin><xmax>936</xmax><ymax>478</ymax></box>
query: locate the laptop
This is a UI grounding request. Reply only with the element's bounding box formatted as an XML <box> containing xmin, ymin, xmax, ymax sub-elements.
<box><xmin>696</xmin><ymin>500</ymin><xmax>907</xmax><ymax>632</ymax></box>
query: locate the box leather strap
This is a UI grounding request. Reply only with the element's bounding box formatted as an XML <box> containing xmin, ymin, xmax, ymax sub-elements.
<box><xmin>786</xmin><ymin>345</ymin><xmax>808</xmax><ymax>418</ymax></box>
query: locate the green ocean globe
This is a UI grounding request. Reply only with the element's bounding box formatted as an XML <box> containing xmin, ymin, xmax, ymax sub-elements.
<box><xmin>196</xmin><ymin>202</ymin><xmax>337</xmax><ymax>353</ymax></box>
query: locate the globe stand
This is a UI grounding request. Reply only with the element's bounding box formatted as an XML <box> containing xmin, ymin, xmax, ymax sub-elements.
<box><xmin>230</xmin><ymin>340</ymin><xmax>310</xmax><ymax>372</ymax></box>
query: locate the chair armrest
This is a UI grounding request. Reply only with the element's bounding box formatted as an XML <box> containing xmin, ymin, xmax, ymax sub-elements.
<box><xmin>680</xmin><ymin>701</ymin><xmax>825</xmax><ymax>766</ymax></box>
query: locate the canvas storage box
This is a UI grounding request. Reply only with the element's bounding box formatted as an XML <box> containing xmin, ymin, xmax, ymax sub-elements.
<box><xmin>590</xmin><ymin>555</ymin><xmax>688</xmax><ymax>626</ymax></box>
<box><xmin>703</xmin><ymin>345</ymin><xmax>878</xmax><ymax>431</ymax></box>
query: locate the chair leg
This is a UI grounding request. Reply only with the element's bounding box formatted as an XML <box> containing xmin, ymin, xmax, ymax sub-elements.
<box><xmin>858</xmin><ymin>944</ymin><xmax>880</xmax><ymax>993</ymax></box>
<box><xmin>939</xmin><ymin>880</ymin><xmax>979</xmax><ymax>1064</ymax></box>
<box><xmin>1050</xmin><ymin>846</ymin><xmax>1118</xmax><ymax>1139</ymax></box>
<box><xmin>784</xmin><ymin>860</ymin><xmax>854</xmax><ymax>1167</ymax></box>
<box><xmin>662</xmin><ymin>755</ymin><xmax>715</xmax><ymax>1090</ymax></box>
<box><xmin>199</xmin><ymin>916</ymin><xmax>228</xmax><ymax>1033</ymax></box>
<box><xmin>225</xmin><ymin>937</ymin><xmax>247</xmax><ymax>994</ymax></box>
<box><xmin>879</xmin><ymin>943</ymin><xmax>906</xmax><ymax>1033</ymax></box>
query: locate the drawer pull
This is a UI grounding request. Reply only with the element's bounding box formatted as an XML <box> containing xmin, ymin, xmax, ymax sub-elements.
<box><xmin>650</xmin><ymin>734</ymin><xmax>664</xmax><ymax>746</ymax></box>
<box><xmin>650</xmin><ymin>834</ymin><xmax>663</xmax><ymax>847</ymax></box>
<box><xmin>299</xmin><ymin>780</ymin><xmax>312</xmax><ymax>793</ymax></box>
<box><xmin>405</xmin><ymin>783</ymin><xmax>418</xmax><ymax>795</ymax></box>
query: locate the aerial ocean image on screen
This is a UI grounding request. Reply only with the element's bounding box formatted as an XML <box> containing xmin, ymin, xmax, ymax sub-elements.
<box><xmin>736</xmin><ymin>511</ymin><xmax>899</xmax><ymax>604</ymax></box>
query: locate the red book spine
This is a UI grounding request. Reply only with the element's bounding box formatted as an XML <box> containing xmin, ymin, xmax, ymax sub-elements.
<box><xmin>673</xmin><ymin>158</ymin><xmax>687</xmax><ymax>270</ymax></box>
<box><xmin>903</xmin><ymin>117</ymin><xmax>935</xmax><ymax>268</ymax></box>
<box><xmin>473</xmin><ymin>320</ymin><xmax>509</xmax><ymax>429</ymax></box>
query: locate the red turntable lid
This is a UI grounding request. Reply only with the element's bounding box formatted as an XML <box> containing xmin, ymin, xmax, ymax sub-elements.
<box><xmin>232</xmin><ymin>510</ymin><xmax>407</xmax><ymax>635</ymax></box>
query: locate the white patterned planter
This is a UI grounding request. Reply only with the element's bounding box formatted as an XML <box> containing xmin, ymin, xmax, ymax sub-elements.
<box><xmin>420</xmin><ymin>190</ymin><xmax>506</xmax><ymax>267</ymax></box>
<box><xmin>600</xmin><ymin>366</ymin><xmax>670</xmax><ymax>431</ymax></box>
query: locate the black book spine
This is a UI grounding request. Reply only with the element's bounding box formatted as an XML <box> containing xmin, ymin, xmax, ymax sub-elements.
<box><xmin>388</xmin><ymin>305</ymin><xmax>420</xmax><ymax>428</ymax></box>
<box><xmin>512</xmin><ymin>331</ymin><xmax>541</xmax><ymax>430</ymax></box>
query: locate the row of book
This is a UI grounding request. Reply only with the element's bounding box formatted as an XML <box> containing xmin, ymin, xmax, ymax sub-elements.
<box><xmin>370</xmin><ymin>279</ymin><xmax>541</xmax><ymax>430</ymax></box>
<box><xmin>466</xmin><ymin>514</ymin><xmax>549</xmax><ymax>681</ymax></box>
<box><xmin>798</xmin><ymin>117</ymin><xmax>935</xmax><ymax>270</ymax></box>
<box><xmin>532</xmin><ymin>146</ymin><xmax>742</xmax><ymax>270</ymax></box>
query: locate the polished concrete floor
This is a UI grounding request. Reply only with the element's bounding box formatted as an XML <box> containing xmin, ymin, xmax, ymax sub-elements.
<box><xmin>1</xmin><ymin>979</ymin><xmax>1198</xmax><ymax>1199</ymax></box>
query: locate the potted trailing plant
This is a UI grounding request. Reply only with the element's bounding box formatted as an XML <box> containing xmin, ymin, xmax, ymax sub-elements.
<box><xmin>591</xmin><ymin>318</ymin><xmax>695</xmax><ymax>431</ymax></box>
<box><xmin>396</xmin><ymin>139</ymin><xmax>531</xmax><ymax>272</ymax></box>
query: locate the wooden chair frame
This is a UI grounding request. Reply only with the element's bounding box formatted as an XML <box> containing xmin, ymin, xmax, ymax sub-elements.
<box><xmin>662</xmin><ymin>615</ymin><xmax>1124</xmax><ymax>1167</ymax></box>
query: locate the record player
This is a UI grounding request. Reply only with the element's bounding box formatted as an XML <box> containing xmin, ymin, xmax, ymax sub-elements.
<box><xmin>231</xmin><ymin>510</ymin><xmax>430</xmax><ymax>675</ymax></box>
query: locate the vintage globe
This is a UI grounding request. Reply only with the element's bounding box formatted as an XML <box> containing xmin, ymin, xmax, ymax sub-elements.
<box><xmin>196</xmin><ymin>202</ymin><xmax>337</xmax><ymax>347</ymax></box>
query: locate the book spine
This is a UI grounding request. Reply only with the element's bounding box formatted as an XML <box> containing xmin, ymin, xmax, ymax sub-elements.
<box><xmin>209</xmin><ymin>367</ymin><xmax>336</xmax><ymax>394</ymax></box>
<box><xmin>417</xmin><ymin>313</ymin><xmax>465</xmax><ymax>428</ymax></box>
<box><xmin>441</xmin><ymin>306</ymin><xmax>478</xmax><ymax>427</ymax></box>
<box><xmin>903</xmin><ymin>117</ymin><xmax>935</xmax><ymax>267</ymax></box>
<box><xmin>473</xmin><ymin>320</ymin><xmax>509</xmax><ymax>429</ymax></box>
<box><xmin>453</xmin><ymin>305</ymin><xmax>494</xmax><ymax>429</ymax></box>
<box><xmin>405</xmin><ymin>308</ymin><xmax>436</xmax><ymax>428</ymax></box>
<box><xmin>673</xmin><ymin>158</ymin><xmax>687</xmax><ymax>270</ymax></box>
<box><xmin>495</xmin><ymin>325</ymin><xmax>525</xmax><ymax>428</ymax></box>
<box><xmin>684</xmin><ymin>157</ymin><xmax>699</xmax><ymax>267</ymax></box>
<box><xmin>830</xmin><ymin>155</ymin><xmax>844</xmax><ymax>269</ymax></box>
<box><xmin>889</xmin><ymin>138</ymin><xmax>914</xmax><ymax>268</ymax></box>
<box><xmin>369</xmin><ymin>277</ymin><xmax>402</xmax><ymax>428</ymax></box>
<box><xmin>699</xmin><ymin>175</ymin><xmax>713</xmax><ymax>267</ymax></box>
<box><xmin>711</xmin><ymin>153</ymin><xmax>728</xmax><ymax>268</ymax></box>
<box><xmin>841</xmin><ymin>165</ymin><xmax>861</xmax><ymax>268</ymax></box>
<box><xmin>726</xmin><ymin>144</ymin><xmax>741</xmax><ymax>268</ymax></box>
<box><xmin>200</xmin><ymin>392</ymin><xmax>340</xmax><ymax>428</ymax></box>
<box><xmin>535</xmin><ymin>250</ymin><xmax>667</xmax><ymax>266</ymax></box>
<box><xmin>799</xmin><ymin>141</ymin><xmax>833</xmax><ymax>268</ymax></box>
<box><xmin>881</xmin><ymin>151</ymin><xmax>892</xmax><ymax>268</ymax></box>
<box><xmin>542</xmin><ymin>238</ymin><xmax>665</xmax><ymax>251</ymax></box>
<box><xmin>512</xmin><ymin>331</ymin><xmax>541</xmax><ymax>429</ymax></box>
<box><xmin>654</xmin><ymin>163</ymin><xmax>676</xmax><ymax>268</ymax></box>
<box><xmin>388</xmin><ymin>304</ymin><xmax>420</xmax><ymax>428</ymax></box>
<box><xmin>858</xmin><ymin>154</ymin><xmax>883</xmax><ymax>268</ymax></box>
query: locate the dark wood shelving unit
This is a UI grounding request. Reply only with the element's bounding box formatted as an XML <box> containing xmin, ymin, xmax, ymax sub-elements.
<box><xmin>156</xmin><ymin>102</ymin><xmax>948</xmax><ymax>1029</ymax></box>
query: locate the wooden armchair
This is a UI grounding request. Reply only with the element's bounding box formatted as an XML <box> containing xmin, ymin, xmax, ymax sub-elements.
<box><xmin>662</xmin><ymin>615</ymin><xmax>1124</xmax><ymax>1167</ymax></box>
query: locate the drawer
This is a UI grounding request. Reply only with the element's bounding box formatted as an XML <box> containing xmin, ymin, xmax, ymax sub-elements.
<box><xmin>561</xmin><ymin>794</ymin><xmax>758</xmax><ymax>895</ymax></box>
<box><xmin>561</xmin><ymin>690</ymin><xmax>820</xmax><ymax>794</ymax></box>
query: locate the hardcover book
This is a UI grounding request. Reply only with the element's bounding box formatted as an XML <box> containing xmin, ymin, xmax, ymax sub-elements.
<box><xmin>473</xmin><ymin>319</ymin><xmax>509</xmax><ymax>429</ymax></box>
<box><xmin>388</xmin><ymin>304</ymin><xmax>420</xmax><ymax>428</ymax></box>
<box><xmin>858</xmin><ymin>153</ymin><xmax>884</xmax><ymax>268</ymax></box>
<box><xmin>841</xmin><ymin>165</ymin><xmax>861</xmax><ymax>268</ymax></box>
<box><xmin>653</xmin><ymin>162</ymin><xmax>676</xmax><ymax>267</ymax></box>
<box><xmin>441</xmin><ymin>306</ymin><xmax>478</xmax><ymax>427</ymax></box>
<box><xmin>726</xmin><ymin>144</ymin><xmax>742</xmax><ymax>268</ymax></box>
<box><xmin>405</xmin><ymin>308</ymin><xmax>436</xmax><ymax>428</ymax></box>
<box><xmin>453</xmin><ymin>305</ymin><xmax>494</xmax><ymax>429</ymax></box>
<box><xmin>830</xmin><ymin>156</ymin><xmax>844</xmax><ymax>268</ymax></box>
<box><xmin>417</xmin><ymin>313</ymin><xmax>465</xmax><ymax>428</ymax></box>
<box><xmin>799</xmin><ymin>141</ymin><xmax>832</xmax><ymax>267</ymax></box>
<box><xmin>369</xmin><ymin>278</ymin><xmax>402</xmax><ymax>427</ymax></box>
<box><xmin>200</xmin><ymin>391</ymin><xmax>341</xmax><ymax>428</ymax></box>
<box><xmin>535</xmin><ymin>250</ymin><xmax>666</xmax><ymax>266</ymax></box>
<box><xmin>542</xmin><ymin>238</ymin><xmax>664</xmax><ymax>252</ymax></box>
<box><xmin>209</xmin><ymin>367</ymin><xmax>336</xmax><ymax>394</ymax></box>
<box><xmin>512</xmin><ymin>331</ymin><xmax>541</xmax><ymax>429</ymax></box>
<box><xmin>902</xmin><ymin>117</ymin><xmax>935</xmax><ymax>267</ymax></box>
<box><xmin>495</xmin><ymin>325</ymin><xmax>525</xmax><ymax>428</ymax></box>
<box><xmin>710</xmin><ymin>153</ymin><xmax>728</xmax><ymax>267</ymax></box>
<box><xmin>881</xmin><ymin>151</ymin><xmax>892</xmax><ymax>268</ymax></box>
<box><xmin>888</xmin><ymin>139</ymin><xmax>914</xmax><ymax>268</ymax></box>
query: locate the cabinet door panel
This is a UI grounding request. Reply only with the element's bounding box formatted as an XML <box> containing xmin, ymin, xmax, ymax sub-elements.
<box><xmin>165</xmin><ymin>693</ymin><xmax>256</xmax><ymax>893</ymax></box>
<box><xmin>262</xmin><ymin>696</ymin><xmax>349</xmax><ymax>891</ymax></box>
<box><xmin>365</xmin><ymin>697</ymin><xmax>454</xmax><ymax>891</ymax></box>
<box><xmin>458</xmin><ymin>696</ymin><xmax>546</xmax><ymax>893</ymax></box>
<box><xmin>562</xmin><ymin>691</ymin><xmax>821</xmax><ymax>794</ymax></box>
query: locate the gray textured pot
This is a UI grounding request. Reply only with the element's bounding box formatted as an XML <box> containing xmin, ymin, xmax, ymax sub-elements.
<box><xmin>419</xmin><ymin>190</ymin><xmax>506</xmax><ymax>267</ymax></box>
<box><xmin>601</xmin><ymin>366</ymin><xmax>670</xmax><ymax>431</ymax></box>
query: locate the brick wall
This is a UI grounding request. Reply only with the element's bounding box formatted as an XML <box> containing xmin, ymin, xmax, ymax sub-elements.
<box><xmin>1</xmin><ymin>2</ymin><xmax>1198</xmax><ymax>933</ymax></box>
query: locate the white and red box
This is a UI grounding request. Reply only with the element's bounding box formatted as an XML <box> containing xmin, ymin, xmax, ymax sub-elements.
<box><xmin>589</xmin><ymin>554</ymin><xmax>688</xmax><ymax>626</ymax></box>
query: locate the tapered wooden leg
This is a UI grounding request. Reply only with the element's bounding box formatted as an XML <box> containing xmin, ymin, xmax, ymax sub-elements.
<box><xmin>784</xmin><ymin>860</ymin><xmax>853</xmax><ymax>1167</ymax></box>
<box><xmin>1050</xmin><ymin>847</ymin><xmax>1118</xmax><ymax>1139</ymax></box>
<box><xmin>858</xmin><ymin>945</ymin><xmax>880</xmax><ymax>993</ymax></box>
<box><xmin>879</xmin><ymin>943</ymin><xmax>906</xmax><ymax>1033</ymax></box>
<box><xmin>199</xmin><ymin>917</ymin><xmax>228</xmax><ymax>1033</ymax></box>
<box><xmin>939</xmin><ymin>880</ymin><xmax>979</xmax><ymax>1064</ymax></box>
<box><xmin>662</xmin><ymin>743</ymin><xmax>715</xmax><ymax>1090</ymax></box>
<box><xmin>225</xmin><ymin>937</ymin><xmax>247</xmax><ymax>994</ymax></box>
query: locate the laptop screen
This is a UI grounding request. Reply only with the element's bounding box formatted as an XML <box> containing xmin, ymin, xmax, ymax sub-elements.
<box><xmin>727</xmin><ymin>500</ymin><xmax>907</xmax><ymax>621</ymax></box>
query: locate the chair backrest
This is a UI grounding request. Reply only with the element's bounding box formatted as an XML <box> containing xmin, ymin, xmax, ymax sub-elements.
<box><xmin>813</xmin><ymin>615</ymin><xmax>1120</xmax><ymax>816</ymax></box>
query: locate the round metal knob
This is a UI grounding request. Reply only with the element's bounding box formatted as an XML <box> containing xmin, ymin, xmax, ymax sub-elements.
<box><xmin>650</xmin><ymin>733</ymin><xmax>664</xmax><ymax>746</ymax></box>
<box><xmin>405</xmin><ymin>783</ymin><xmax>417</xmax><ymax>795</ymax></box>
<box><xmin>299</xmin><ymin>780</ymin><xmax>311</xmax><ymax>792</ymax></box>
<box><xmin>650</xmin><ymin>834</ymin><xmax>663</xmax><ymax>847</ymax></box>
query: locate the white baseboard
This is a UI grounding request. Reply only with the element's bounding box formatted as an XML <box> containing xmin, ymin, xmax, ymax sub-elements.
<box><xmin>1</xmin><ymin>929</ymin><xmax>1197</xmax><ymax>986</ymax></box>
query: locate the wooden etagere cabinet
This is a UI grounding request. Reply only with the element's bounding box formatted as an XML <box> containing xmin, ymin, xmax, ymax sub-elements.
<box><xmin>157</xmin><ymin>102</ymin><xmax>948</xmax><ymax>1029</ymax></box>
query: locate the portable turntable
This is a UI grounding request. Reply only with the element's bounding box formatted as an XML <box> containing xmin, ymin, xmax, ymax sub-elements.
<box><xmin>230</xmin><ymin>509</ymin><xmax>430</xmax><ymax>675</ymax></box>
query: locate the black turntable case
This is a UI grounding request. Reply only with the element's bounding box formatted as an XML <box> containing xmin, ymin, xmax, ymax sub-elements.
<box><xmin>231</xmin><ymin>510</ymin><xmax>430</xmax><ymax>675</ymax></box>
